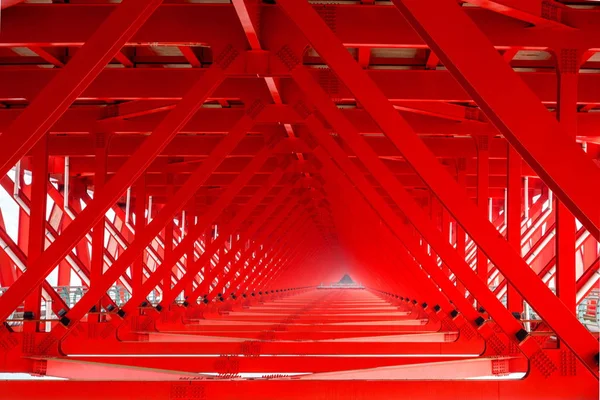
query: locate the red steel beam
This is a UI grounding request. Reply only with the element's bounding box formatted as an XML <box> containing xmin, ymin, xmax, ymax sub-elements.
<box><xmin>45</xmin><ymin>108</ymin><xmax>261</xmax><ymax>344</ymax></box>
<box><xmin>1</xmin><ymin>379</ymin><xmax>596</xmax><ymax>400</ymax></box>
<box><xmin>313</xmin><ymin>145</ymin><xmax>454</xmax><ymax>311</ymax></box>
<box><xmin>391</xmin><ymin>0</ymin><xmax>600</xmax><ymax>237</ymax></box>
<box><xmin>191</xmin><ymin>168</ymin><xmax>287</xmax><ymax>299</ymax></box>
<box><xmin>66</xmin><ymin>355</ymin><xmax>467</xmax><ymax>374</ymax></box>
<box><xmin>274</xmin><ymin>0</ymin><xmax>599</xmax><ymax>377</ymax></box>
<box><xmin>1</xmin><ymin>0</ymin><xmax>26</xmax><ymax>9</ymax></box>
<box><xmin>460</xmin><ymin>0</ymin><xmax>573</xmax><ymax>29</ymax></box>
<box><xmin>0</xmin><ymin>54</ymin><xmax>237</xmax><ymax>325</ymax></box>
<box><xmin>2</xmin><ymin>69</ymin><xmax>600</xmax><ymax>107</ymax></box>
<box><xmin>228</xmin><ymin>207</ymin><xmax>306</xmax><ymax>296</ymax></box>
<box><xmin>203</xmin><ymin>191</ymin><xmax>299</xmax><ymax>301</ymax></box>
<box><xmin>2</xmin><ymin>5</ymin><xmax>598</xmax><ymax>49</ymax></box>
<box><xmin>149</xmin><ymin>145</ymin><xmax>277</xmax><ymax>308</ymax></box>
<box><xmin>0</xmin><ymin>0</ymin><xmax>163</xmax><ymax>178</ymax></box>
<box><xmin>301</xmin><ymin>116</ymin><xmax>513</xmax><ymax>341</ymax></box>
<box><xmin>1</xmin><ymin>106</ymin><xmax>599</xmax><ymax>141</ymax></box>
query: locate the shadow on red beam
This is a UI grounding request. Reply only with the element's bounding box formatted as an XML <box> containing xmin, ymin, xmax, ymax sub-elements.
<box><xmin>0</xmin><ymin>378</ymin><xmax>597</xmax><ymax>400</ymax></box>
<box><xmin>144</xmin><ymin>332</ymin><xmax>453</xmax><ymax>343</ymax></box>
<box><xmin>59</xmin><ymin>338</ymin><xmax>485</xmax><ymax>356</ymax></box>
<box><xmin>295</xmin><ymin>356</ymin><xmax>527</xmax><ymax>380</ymax></box>
<box><xmin>181</xmin><ymin>315</ymin><xmax>416</xmax><ymax>323</ymax></box>
<box><xmin>238</xmin><ymin>307</ymin><xmax>403</xmax><ymax>313</ymax></box>
<box><xmin>62</xmin><ymin>355</ymin><xmax>476</xmax><ymax>374</ymax></box>
<box><xmin>156</xmin><ymin>319</ymin><xmax>440</xmax><ymax>333</ymax></box>
<box><xmin>29</xmin><ymin>358</ymin><xmax>203</xmax><ymax>381</ymax></box>
<box><xmin>147</xmin><ymin>330</ymin><xmax>439</xmax><ymax>341</ymax></box>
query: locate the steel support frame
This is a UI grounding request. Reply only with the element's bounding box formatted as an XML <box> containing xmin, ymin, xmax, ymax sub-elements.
<box><xmin>46</xmin><ymin>105</ymin><xmax>262</xmax><ymax>344</ymax></box>
<box><xmin>313</xmin><ymin>145</ymin><xmax>454</xmax><ymax>312</ymax></box>
<box><xmin>390</xmin><ymin>0</ymin><xmax>600</xmax><ymax>238</ymax></box>
<box><xmin>0</xmin><ymin>50</ymin><xmax>241</xmax><ymax>325</ymax></box>
<box><xmin>273</xmin><ymin>0</ymin><xmax>599</xmax><ymax>376</ymax></box>
<box><xmin>147</xmin><ymin>144</ymin><xmax>278</xmax><ymax>309</ymax></box>
<box><xmin>291</xmin><ymin>75</ymin><xmax>527</xmax><ymax>340</ymax></box>
<box><xmin>188</xmin><ymin>168</ymin><xmax>288</xmax><ymax>300</ymax></box>
<box><xmin>229</xmin><ymin>207</ymin><xmax>306</xmax><ymax>295</ymax></box>
<box><xmin>204</xmin><ymin>192</ymin><xmax>300</xmax><ymax>301</ymax></box>
<box><xmin>1</xmin><ymin>377</ymin><xmax>597</xmax><ymax>400</ymax></box>
<box><xmin>0</xmin><ymin>0</ymin><xmax>163</xmax><ymax>178</ymax></box>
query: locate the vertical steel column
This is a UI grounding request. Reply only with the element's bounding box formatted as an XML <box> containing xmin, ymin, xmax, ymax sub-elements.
<box><xmin>133</xmin><ymin>175</ymin><xmax>147</xmax><ymax>295</ymax></box>
<box><xmin>199</xmin><ymin>229</ymin><xmax>214</xmax><ymax>296</ymax></box>
<box><xmin>476</xmin><ymin>135</ymin><xmax>489</xmax><ymax>288</ymax></box>
<box><xmin>162</xmin><ymin>175</ymin><xmax>174</xmax><ymax>302</ymax></box>
<box><xmin>0</xmin><ymin>214</ymin><xmax>18</xmax><ymax>287</ymax></box>
<box><xmin>91</xmin><ymin>133</ymin><xmax>108</xmax><ymax>318</ymax></box>
<box><xmin>23</xmin><ymin>135</ymin><xmax>48</xmax><ymax>332</ymax></box>
<box><xmin>455</xmin><ymin>159</ymin><xmax>467</xmax><ymax>296</ymax></box>
<box><xmin>428</xmin><ymin>196</ymin><xmax>440</xmax><ymax>271</ymax></box>
<box><xmin>441</xmin><ymin>206</ymin><xmax>451</xmax><ymax>278</ymax></box>
<box><xmin>57</xmin><ymin>207</ymin><xmax>72</xmax><ymax>288</ymax></box>
<box><xmin>506</xmin><ymin>147</ymin><xmax>523</xmax><ymax>314</ymax></box>
<box><xmin>185</xmin><ymin>210</ymin><xmax>196</xmax><ymax>299</ymax></box>
<box><xmin>555</xmin><ymin>49</ymin><xmax>580</xmax><ymax>315</ymax></box>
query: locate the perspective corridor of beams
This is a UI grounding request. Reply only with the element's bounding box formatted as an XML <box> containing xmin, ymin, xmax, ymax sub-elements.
<box><xmin>0</xmin><ymin>0</ymin><xmax>598</xmax><ymax>398</ymax></box>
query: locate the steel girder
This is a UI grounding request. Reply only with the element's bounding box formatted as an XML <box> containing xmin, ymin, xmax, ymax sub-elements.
<box><xmin>274</xmin><ymin>0</ymin><xmax>599</xmax><ymax>376</ymax></box>
<box><xmin>0</xmin><ymin>0</ymin><xmax>163</xmax><ymax>178</ymax></box>
<box><xmin>0</xmin><ymin>1</ymin><xmax>598</xmax><ymax>399</ymax></box>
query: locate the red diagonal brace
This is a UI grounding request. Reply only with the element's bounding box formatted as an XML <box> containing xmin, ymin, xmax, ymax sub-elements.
<box><xmin>298</xmin><ymin>96</ymin><xmax>512</xmax><ymax>330</ymax></box>
<box><xmin>227</xmin><ymin>206</ymin><xmax>305</xmax><ymax>295</ymax></box>
<box><xmin>0</xmin><ymin>55</ymin><xmax>237</xmax><ymax>324</ymax></box>
<box><xmin>314</xmin><ymin>146</ymin><xmax>453</xmax><ymax>311</ymax></box>
<box><xmin>255</xmin><ymin>227</ymin><xmax>316</xmax><ymax>291</ymax></box>
<box><xmin>391</xmin><ymin>0</ymin><xmax>600</xmax><ymax>238</ymax></box>
<box><xmin>248</xmin><ymin>219</ymin><xmax>314</xmax><ymax>292</ymax></box>
<box><xmin>43</xmin><ymin>108</ymin><xmax>258</xmax><ymax>342</ymax></box>
<box><xmin>145</xmin><ymin>145</ymin><xmax>277</xmax><ymax>308</ymax></box>
<box><xmin>181</xmin><ymin>167</ymin><xmax>287</xmax><ymax>303</ymax></box>
<box><xmin>0</xmin><ymin>0</ymin><xmax>163</xmax><ymax>178</ymax></box>
<box><xmin>275</xmin><ymin>0</ymin><xmax>599</xmax><ymax>376</ymax></box>
<box><xmin>204</xmin><ymin>193</ymin><xmax>300</xmax><ymax>301</ymax></box>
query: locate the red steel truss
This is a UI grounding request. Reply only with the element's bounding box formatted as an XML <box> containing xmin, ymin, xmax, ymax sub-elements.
<box><xmin>0</xmin><ymin>0</ymin><xmax>598</xmax><ymax>399</ymax></box>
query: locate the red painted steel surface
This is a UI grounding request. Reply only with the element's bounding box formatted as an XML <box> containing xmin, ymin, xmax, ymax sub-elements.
<box><xmin>0</xmin><ymin>1</ymin><xmax>598</xmax><ymax>399</ymax></box>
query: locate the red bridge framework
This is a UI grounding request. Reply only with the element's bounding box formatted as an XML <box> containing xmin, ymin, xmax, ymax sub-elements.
<box><xmin>0</xmin><ymin>0</ymin><xmax>598</xmax><ymax>398</ymax></box>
